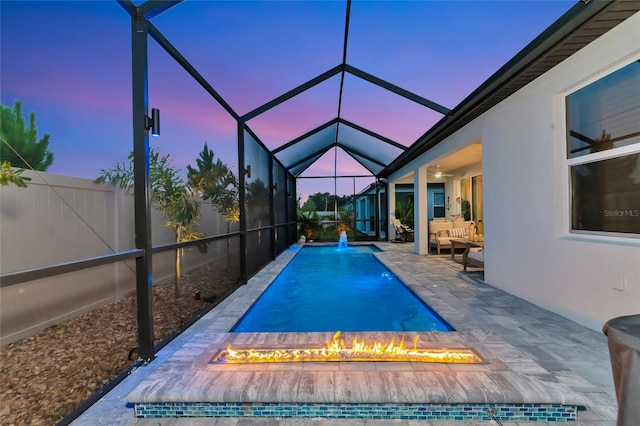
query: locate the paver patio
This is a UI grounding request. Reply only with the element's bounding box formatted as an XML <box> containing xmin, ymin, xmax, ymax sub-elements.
<box><xmin>71</xmin><ymin>243</ymin><xmax>617</xmax><ymax>425</ymax></box>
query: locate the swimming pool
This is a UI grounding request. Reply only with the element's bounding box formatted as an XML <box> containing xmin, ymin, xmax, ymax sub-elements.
<box><xmin>231</xmin><ymin>245</ymin><xmax>453</xmax><ymax>332</ymax></box>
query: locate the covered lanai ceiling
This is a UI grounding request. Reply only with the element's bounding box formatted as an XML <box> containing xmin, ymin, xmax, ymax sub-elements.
<box><xmin>123</xmin><ymin>0</ymin><xmax>638</xmax><ymax>179</ymax></box>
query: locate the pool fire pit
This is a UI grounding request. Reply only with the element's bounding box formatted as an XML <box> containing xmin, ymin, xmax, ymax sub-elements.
<box><xmin>211</xmin><ymin>331</ymin><xmax>483</xmax><ymax>364</ymax></box>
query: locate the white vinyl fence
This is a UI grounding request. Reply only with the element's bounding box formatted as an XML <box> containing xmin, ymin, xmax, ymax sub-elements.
<box><xmin>0</xmin><ymin>171</ymin><xmax>236</xmax><ymax>346</ymax></box>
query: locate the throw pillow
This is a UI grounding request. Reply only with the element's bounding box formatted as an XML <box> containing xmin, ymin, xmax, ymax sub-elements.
<box><xmin>448</xmin><ymin>228</ymin><xmax>466</xmax><ymax>238</ymax></box>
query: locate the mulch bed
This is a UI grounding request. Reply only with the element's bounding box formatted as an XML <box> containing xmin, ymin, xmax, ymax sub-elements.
<box><xmin>0</xmin><ymin>258</ymin><xmax>240</xmax><ymax>425</ymax></box>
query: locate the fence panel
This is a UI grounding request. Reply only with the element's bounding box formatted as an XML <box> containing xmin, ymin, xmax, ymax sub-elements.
<box><xmin>0</xmin><ymin>171</ymin><xmax>236</xmax><ymax>346</ymax></box>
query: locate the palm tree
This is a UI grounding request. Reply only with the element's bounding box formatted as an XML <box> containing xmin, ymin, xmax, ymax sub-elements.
<box><xmin>152</xmin><ymin>157</ymin><xmax>202</xmax><ymax>296</ymax></box>
<box><xmin>187</xmin><ymin>143</ymin><xmax>239</xmax><ymax>229</ymax></box>
<box><xmin>246</xmin><ymin>178</ymin><xmax>270</xmax><ymax>228</ymax></box>
<box><xmin>96</xmin><ymin>147</ymin><xmax>202</xmax><ymax>297</ymax></box>
<box><xmin>395</xmin><ymin>197</ymin><xmax>414</xmax><ymax>227</ymax></box>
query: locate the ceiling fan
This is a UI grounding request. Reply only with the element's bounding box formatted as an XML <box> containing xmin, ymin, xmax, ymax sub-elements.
<box><xmin>431</xmin><ymin>165</ymin><xmax>453</xmax><ymax>178</ymax></box>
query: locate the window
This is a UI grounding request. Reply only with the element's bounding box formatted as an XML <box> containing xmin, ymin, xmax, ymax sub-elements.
<box><xmin>433</xmin><ymin>192</ymin><xmax>445</xmax><ymax>218</ymax></box>
<box><xmin>566</xmin><ymin>60</ymin><xmax>640</xmax><ymax>235</ymax></box>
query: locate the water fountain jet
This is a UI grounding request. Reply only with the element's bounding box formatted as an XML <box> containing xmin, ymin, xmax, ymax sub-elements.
<box><xmin>338</xmin><ymin>231</ymin><xmax>348</xmax><ymax>249</ymax></box>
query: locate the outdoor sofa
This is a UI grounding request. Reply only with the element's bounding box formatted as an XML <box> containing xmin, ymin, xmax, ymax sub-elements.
<box><xmin>428</xmin><ymin>220</ymin><xmax>475</xmax><ymax>254</ymax></box>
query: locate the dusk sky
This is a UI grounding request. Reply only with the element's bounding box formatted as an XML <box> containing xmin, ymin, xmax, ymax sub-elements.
<box><xmin>1</xmin><ymin>0</ymin><xmax>574</xmax><ymax>200</ymax></box>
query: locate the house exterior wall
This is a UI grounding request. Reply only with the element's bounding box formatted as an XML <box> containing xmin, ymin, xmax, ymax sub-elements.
<box><xmin>390</xmin><ymin>12</ymin><xmax>640</xmax><ymax>332</ymax></box>
<box><xmin>0</xmin><ymin>171</ymin><xmax>235</xmax><ymax>346</ymax></box>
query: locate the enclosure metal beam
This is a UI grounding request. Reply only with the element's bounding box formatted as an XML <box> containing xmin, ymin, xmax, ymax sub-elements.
<box><xmin>339</xmin><ymin>149</ymin><xmax>384</xmax><ymax>175</ymax></box>
<box><xmin>344</xmin><ymin>64</ymin><xmax>451</xmax><ymax>115</ymax></box>
<box><xmin>290</xmin><ymin>177</ymin><xmax>297</xmax><ymax>244</ymax></box>
<box><xmin>272</xmin><ymin>118</ymin><xmax>338</xmax><ymax>155</ymax></box>
<box><xmin>131</xmin><ymin>12</ymin><xmax>154</xmax><ymax>363</ymax></box>
<box><xmin>117</xmin><ymin>0</ymin><xmax>182</xmax><ymax>20</ymax></box>
<box><xmin>288</xmin><ymin>157</ymin><xmax>321</xmax><ymax>177</ymax></box>
<box><xmin>341</xmin><ymin>0</ymin><xmax>351</xmax><ymax>66</ymax></box>
<box><xmin>338</xmin><ymin>118</ymin><xmax>407</xmax><ymax>150</ymax></box>
<box><xmin>269</xmin><ymin>155</ymin><xmax>276</xmax><ymax>261</ymax></box>
<box><xmin>117</xmin><ymin>1</ymin><xmax>239</xmax><ymax>121</ymax></box>
<box><xmin>0</xmin><ymin>250</ymin><xmax>143</xmax><ymax>288</ymax></box>
<box><xmin>237</xmin><ymin>121</ymin><xmax>248</xmax><ymax>284</ymax></box>
<box><xmin>139</xmin><ymin>0</ymin><xmax>183</xmax><ymax>20</ymax></box>
<box><xmin>146</xmin><ymin>22</ymin><xmax>240</xmax><ymax>121</ymax></box>
<box><xmin>334</xmin><ymin>0</ymin><xmax>351</xmax><ymax>132</ymax></box>
<box><xmin>375</xmin><ymin>178</ymin><xmax>381</xmax><ymax>240</ymax></box>
<box><xmin>286</xmin><ymin>173</ymin><xmax>292</xmax><ymax>245</ymax></box>
<box><xmin>151</xmin><ymin>232</ymin><xmax>239</xmax><ymax>254</ymax></box>
<box><xmin>285</xmin><ymin>145</ymin><xmax>333</xmax><ymax>173</ymax></box>
<box><xmin>274</xmin><ymin>117</ymin><xmax>404</xmax><ymax>173</ymax></box>
<box><xmin>116</xmin><ymin>0</ymin><xmax>137</xmax><ymax>16</ymax></box>
<box><xmin>297</xmin><ymin>174</ymin><xmax>373</xmax><ymax>179</ymax></box>
<box><xmin>336</xmin><ymin>143</ymin><xmax>387</xmax><ymax>168</ymax></box>
<box><xmin>242</xmin><ymin>65</ymin><xmax>343</xmax><ymax>122</ymax></box>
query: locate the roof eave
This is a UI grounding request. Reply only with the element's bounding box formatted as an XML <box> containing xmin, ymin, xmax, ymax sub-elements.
<box><xmin>381</xmin><ymin>0</ymin><xmax>639</xmax><ymax>177</ymax></box>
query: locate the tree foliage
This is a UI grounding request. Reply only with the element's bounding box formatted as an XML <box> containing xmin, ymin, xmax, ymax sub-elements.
<box><xmin>95</xmin><ymin>147</ymin><xmax>202</xmax><ymax>297</ymax></box>
<box><xmin>299</xmin><ymin>198</ymin><xmax>318</xmax><ymax>214</ymax></box>
<box><xmin>246</xmin><ymin>178</ymin><xmax>270</xmax><ymax>227</ymax></box>
<box><xmin>1</xmin><ymin>100</ymin><xmax>54</xmax><ymax>171</ymax></box>
<box><xmin>187</xmin><ymin>143</ymin><xmax>239</xmax><ymax>223</ymax></box>
<box><xmin>305</xmin><ymin>192</ymin><xmax>351</xmax><ymax>211</ymax></box>
<box><xmin>0</xmin><ymin>161</ymin><xmax>31</xmax><ymax>188</ymax></box>
<box><xmin>297</xmin><ymin>198</ymin><xmax>320</xmax><ymax>240</ymax></box>
<box><xmin>395</xmin><ymin>196</ymin><xmax>414</xmax><ymax>224</ymax></box>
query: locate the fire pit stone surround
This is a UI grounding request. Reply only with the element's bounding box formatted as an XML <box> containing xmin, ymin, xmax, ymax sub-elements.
<box><xmin>128</xmin><ymin>331</ymin><xmax>585</xmax><ymax>421</ymax></box>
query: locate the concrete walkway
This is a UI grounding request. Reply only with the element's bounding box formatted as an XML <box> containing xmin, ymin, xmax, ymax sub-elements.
<box><xmin>71</xmin><ymin>243</ymin><xmax>617</xmax><ymax>425</ymax></box>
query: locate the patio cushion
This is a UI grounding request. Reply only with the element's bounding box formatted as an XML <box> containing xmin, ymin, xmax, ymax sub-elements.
<box><xmin>463</xmin><ymin>247</ymin><xmax>484</xmax><ymax>271</ymax></box>
<box><xmin>448</xmin><ymin>228</ymin><xmax>466</xmax><ymax>238</ymax></box>
<box><xmin>468</xmin><ymin>247</ymin><xmax>484</xmax><ymax>262</ymax></box>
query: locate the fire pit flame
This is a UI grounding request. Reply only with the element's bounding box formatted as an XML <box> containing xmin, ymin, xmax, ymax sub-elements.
<box><xmin>213</xmin><ymin>332</ymin><xmax>483</xmax><ymax>364</ymax></box>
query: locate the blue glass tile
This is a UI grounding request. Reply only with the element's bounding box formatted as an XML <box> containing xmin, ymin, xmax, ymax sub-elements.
<box><xmin>130</xmin><ymin>401</ymin><xmax>581</xmax><ymax>422</ymax></box>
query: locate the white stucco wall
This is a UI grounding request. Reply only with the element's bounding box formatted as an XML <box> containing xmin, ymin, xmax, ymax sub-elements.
<box><xmin>390</xmin><ymin>12</ymin><xmax>640</xmax><ymax>331</ymax></box>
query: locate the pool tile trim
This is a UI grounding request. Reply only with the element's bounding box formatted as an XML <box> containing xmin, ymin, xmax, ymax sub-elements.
<box><xmin>133</xmin><ymin>401</ymin><xmax>578</xmax><ymax>422</ymax></box>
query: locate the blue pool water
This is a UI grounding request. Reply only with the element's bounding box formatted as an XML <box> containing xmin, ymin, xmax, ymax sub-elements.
<box><xmin>231</xmin><ymin>245</ymin><xmax>453</xmax><ymax>332</ymax></box>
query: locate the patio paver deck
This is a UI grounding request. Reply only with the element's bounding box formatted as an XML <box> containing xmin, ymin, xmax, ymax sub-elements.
<box><xmin>71</xmin><ymin>242</ymin><xmax>617</xmax><ymax>425</ymax></box>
